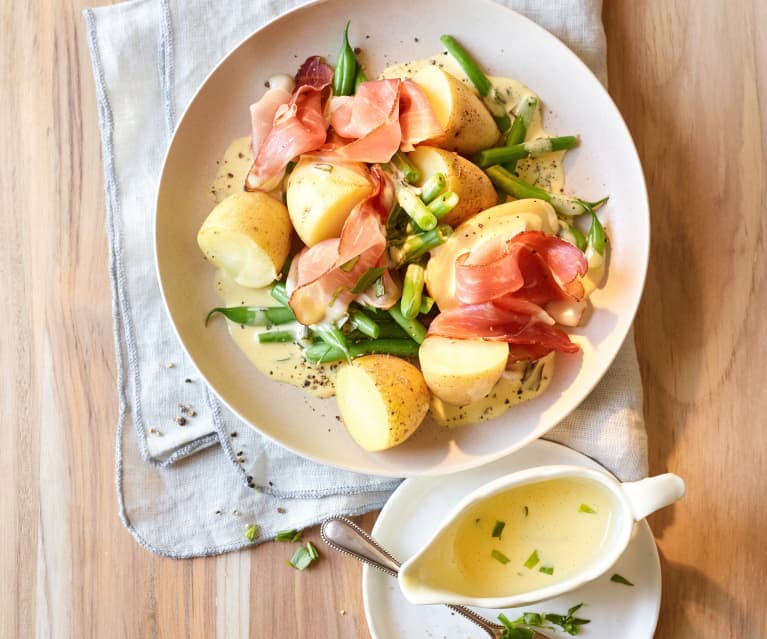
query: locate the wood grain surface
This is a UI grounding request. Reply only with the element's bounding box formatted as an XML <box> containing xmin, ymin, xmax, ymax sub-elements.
<box><xmin>2</xmin><ymin>1</ymin><xmax>765</xmax><ymax>637</ymax></box>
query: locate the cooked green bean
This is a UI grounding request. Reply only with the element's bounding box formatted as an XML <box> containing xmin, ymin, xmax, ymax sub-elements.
<box><xmin>400</xmin><ymin>263</ymin><xmax>426</xmax><ymax>319</ymax></box>
<box><xmin>398</xmin><ymin>188</ymin><xmax>437</xmax><ymax>231</ymax></box>
<box><xmin>419</xmin><ymin>172</ymin><xmax>447</xmax><ymax>203</ymax></box>
<box><xmin>257</xmin><ymin>330</ymin><xmax>295</xmax><ymax>344</ymax></box>
<box><xmin>303</xmin><ymin>338</ymin><xmax>420</xmax><ymax>364</ymax></box>
<box><xmin>312</xmin><ymin>323</ymin><xmax>351</xmax><ymax>362</ymax></box>
<box><xmin>504</xmin><ymin>94</ymin><xmax>539</xmax><ymax>171</ymax></box>
<box><xmin>392</xmin><ymin>152</ymin><xmax>421</xmax><ymax>184</ymax></box>
<box><xmin>474</xmin><ymin>136</ymin><xmax>578</xmax><ymax>168</ymax></box>
<box><xmin>419</xmin><ymin>295</ymin><xmax>435</xmax><ymax>315</ymax></box>
<box><xmin>387</xmin><ymin>305</ymin><xmax>427</xmax><ymax>344</ymax></box>
<box><xmin>205</xmin><ymin>305</ymin><xmax>295</xmax><ymax>327</ymax></box>
<box><xmin>270</xmin><ymin>282</ymin><xmax>290</xmax><ymax>306</ymax></box>
<box><xmin>394</xmin><ymin>224</ymin><xmax>452</xmax><ymax>264</ymax></box>
<box><xmin>486</xmin><ymin>165</ymin><xmax>608</xmax><ymax>218</ymax></box>
<box><xmin>333</xmin><ymin>21</ymin><xmax>358</xmax><ymax>96</ymax></box>
<box><xmin>588</xmin><ymin>209</ymin><xmax>606</xmax><ymax>256</ymax></box>
<box><xmin>349</xmin><ymin>308</ymin><xmax>380</xmax><ymax>339</ymax></box>
<box><xmin>427</xmin><ymin>191</ymin><xmax>459</xmax><ymax>219</ymax></box>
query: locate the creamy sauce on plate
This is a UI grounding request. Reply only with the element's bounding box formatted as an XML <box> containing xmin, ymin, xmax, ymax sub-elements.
<box><xmin>401</xmin><ymin>477</ymin><xmax>615</xmax><ymax>598</ymax></box>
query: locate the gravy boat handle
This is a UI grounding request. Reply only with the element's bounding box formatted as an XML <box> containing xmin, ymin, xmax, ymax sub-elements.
<box><xmin>620</xmin><ymin>473</ymin><xmax>686</xmax><ymax>520</ymax></box>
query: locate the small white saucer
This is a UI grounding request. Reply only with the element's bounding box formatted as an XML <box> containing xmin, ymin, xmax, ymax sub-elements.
<box><xmin>364</xmin><ymin>440</ymin><xmax>661</xmax><ymax>638</ymax></box>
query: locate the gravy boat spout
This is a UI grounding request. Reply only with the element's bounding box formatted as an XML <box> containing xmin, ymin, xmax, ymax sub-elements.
<box><xmin>398</xmin><ymin>465</ymin><xmax>684</xmax><ymax>609</ymax></box>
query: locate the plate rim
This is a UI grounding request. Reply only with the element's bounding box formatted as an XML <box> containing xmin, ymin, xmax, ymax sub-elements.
<box><xmin>153</xmin><ymin>0</ymin><xmax>650</xmax><ymax>477</ymax></box>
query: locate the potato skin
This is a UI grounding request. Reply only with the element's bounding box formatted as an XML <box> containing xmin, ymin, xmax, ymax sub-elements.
<box><xmin>286</xmin><ymin>158</ymin><xmax>374</xmax><ymax>246</ymax></box>
<box><xmin>409</xmin><ymin>146</ymin><xmax>497</xmax><ymax>226</ymax></box>
<box><xmin>412</xmin><ymin>66</ymin><xmax>501</xmax><ymax>155</ymax></box>
<box><xmin>336</xmin><ymin>355</ymin><xmax>430</xmax><ymax>451</ymax></box>
<box><xmin>197</xmin><ymin>191</ymin><xmax>292</xmax><ymax>288</ymax></box>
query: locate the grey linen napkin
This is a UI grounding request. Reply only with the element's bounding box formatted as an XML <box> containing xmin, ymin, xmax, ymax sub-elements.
<box><xmin>84</xmin><ymin>0</ymin><xmax>647</xmax><ymax>557</ymax></box>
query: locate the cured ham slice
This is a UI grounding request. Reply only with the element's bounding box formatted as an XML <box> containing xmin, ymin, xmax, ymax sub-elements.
<box><xmin>398</xmin><ymin>80</ymin><xmax>443</xmax><ymax>151</ymax></box>
<box><xmin>288</xmin><ymin>167</ymin><xmax>398</xmax><ymax>324</ymax></box>
<box><xmin>249</xmin><ymin>87</ymin><xmax>292</xmax><ymax>158</ymax></box>
<box><xmin>245</xmin><ymin>57</ymin><xmax>334</xmax><ymax>191</ymax></box>
<box><xmin>427</xmin><ymin>299</ymin><xmax>579</xmax><ymax>356</ymax></box>
<box><xmin>454</xmin><ymin>231</ymin><xmax>587</xmax><ymax>305</ymax></box>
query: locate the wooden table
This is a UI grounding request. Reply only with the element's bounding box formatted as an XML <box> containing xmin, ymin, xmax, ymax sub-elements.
<box><xmin>3</xmin><ymin>1</ymin><xmax>765</xmax><ymax>637</ymax></box>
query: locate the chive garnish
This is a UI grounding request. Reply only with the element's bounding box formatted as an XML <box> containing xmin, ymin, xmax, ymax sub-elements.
<box><xmin>579</xmin><ymin>503</ymin><xmax>597</xmax><ymax>514</ymax></box>
<box><xmin>244</xmin><ymin>524</ymin><xmax>260</xmax><ymax>542</ymax></box>
<box><xmin>491</xmin><ymin>520</ymin><xmax>506</xmax><ymax>539</ymax></box>
<box><xmin>610</xmin><ymin>573</ymin><xmax>634</xmax><ymax>586</ymax></box>
<box><xmin>539</xmin><ymin>565</ymin><xmax>554</xmax><ymax>575</ymax></box>
<box><xmin>287</xmin><ymin>542</ymin><xmax>319</xmax><ymax>570</ymax></box>
<box><xmin>491</xmin><ymin>549</ymin><xmax>510</xmax><ymax>564</ymax></box>
<box><xmin>351</xmin><ymin>267</ymin><xmax>387</xmax><ymax>294</ymax></box>
<box><xmin>524</xmin><ymin>550</ymin><xmax>540</xmax><ymax>569</ymax></box>
<box><xmin>274</xmin><ymin>528</ymin><xmax>303</xmax><ymax>542</ymax></box>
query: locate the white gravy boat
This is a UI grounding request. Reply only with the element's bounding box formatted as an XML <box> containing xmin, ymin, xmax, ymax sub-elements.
<box><xmin>398</xmin><ymin>465</ymin><xmax>685</xmax><ymax>609</ymax></box>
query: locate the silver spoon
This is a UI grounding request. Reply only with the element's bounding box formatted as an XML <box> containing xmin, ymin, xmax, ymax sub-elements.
<box><xmin>320</xmin><ymin>516</ymin><xmax>550</xmax><ymax>639</ymax></box>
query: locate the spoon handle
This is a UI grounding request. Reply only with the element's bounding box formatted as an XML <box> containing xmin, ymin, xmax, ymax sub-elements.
<box><xmin>320</xmin><ymin>516</ymin><xmax>400</xmax><ymax>577</ymax></box>
<box><xmin>320</xmin><ymin>516</ymin><xmax>519</xmax><ymax>639</ymax></box>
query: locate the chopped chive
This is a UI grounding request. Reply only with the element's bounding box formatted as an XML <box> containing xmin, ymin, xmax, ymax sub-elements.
<box><xmin>579</xmin><ymin>503</ymin><xmax>597</xmax><ymax>514</ymax></box>
<box><xmin>257</xmin><ymin>330</ymin><xmax>295</xmax><ymax>343</ymax></box>
<box><xmin>274</xmin><ymin>528</ymin><xmax>303</xmax><ymax>542</ymax></box>
<box><xmin>539</xmin><ymin>565</ymin><xmax>554</xmax><ymax>575</ymax></box>
<box><xmin>524</xmin><ymin>550</ymin><xmax>540</xmax><ymax>569</ymax></box>
<box><xmin>339</xmin><ymin>255</ymin><xmax>360</xmax><ymax>272</ymax></box>
<box><xmin>611</xmin><ymin>573</ymin><xmax>634</xmax><ymax>586</ymax></box>
<box><xmin>491</xmin><ymin>520</ymin><xmax>506</xmax><ymax>539</ymax></box>
<box><xmin>351</xmin><ymin>267</ymin><xmax>387</xmax><ymax>294</ymax></box>
<box><xmin>523</xmin><ymin>506</ymin><xmax>529</xmax><ymax>517</ymax></box>
<box><xmin>491</xmin><ymin>549</ymin><xmax>510</xmax><ymax>565</ymax></box>
<box><xmin>244</xmin><ymin>524</ymin><xmax>260</xmax><ymax>542</ymax></box>
<box><xmin>287</xmin><ymin>543</ymin><xmax>319</xmax><ymax>570</ymax></box>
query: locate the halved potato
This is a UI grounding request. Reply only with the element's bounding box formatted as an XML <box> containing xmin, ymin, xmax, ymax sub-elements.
<box><xmin>425</xmin><ymin>199</ymin><xmax>559</xmax><ymax>310</ymax></box>
<box><xmin>409</xmin><ymin>146</ymin><xmax>497</xmax><ymax>226</ymax></box>
<box><xmin>336</xmin><ymin>355</ymin><xmax>430</xmax><ymax>451</ymax></box>
<box><xmin>197</xmin><ymin>191</ymin><xmax>291</xmax><ymax>288</ymax></box>
<box><xmin>419</xmin><ymin>336</ymin><xmax>509</xmax><ymax>406</ymax></box>
<box><xmin>411</xmin><ymin>66</ymin><xmax>500</xmax><ymax>155</ymax></box>
<box><xmin>286</xmin><ymin>158</ymin><xmax>374</xmax><ymax>246</ymax></box>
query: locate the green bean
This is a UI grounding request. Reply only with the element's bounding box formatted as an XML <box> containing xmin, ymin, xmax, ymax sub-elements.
<box><xmin>486</xmin><ymin>165</ymin><xmax>609</xmax><ymax>218</ymax></box>
<box><xmin>419</xmin><ymin>172</ymin><xmax>447</xmax><ymax>203</ymax></box>
<box><xmin>397</xmin><ymin>188</ymin><xmax>437</xmax><ymax>230</ymax></box>
<box><xmin>504</xmin><ymin>94</ymin><xmax>539</xmax><ymax>171</ymax></box>
<box><xmin>561</xmin><ymin>222</ymin><xmax>588</xmax><ymax>252</ymax></box>
<box><xmin>400</xmin><ymin>263</ymin><xmax>426</xmax><ymax>319</ymax></box>
<box><xmin>419</xmin><ymin>296</ymin><xmax>435</xmax><ymax>315</ymax></box>
<box><xmin>257</xmin><ymin>330</ymin><xmax>295</xmax><ymax>344</ymax></box>
<box><xmin>304</xmin><ymin>338</ymin><xmax>420</xmax><ymax>364</ymax></box>
<box><xmin>354</xmin><ymin>66</ymin><xmax>367</xmax><ymax>92</ymax></box>
<box><xmin>270</xmin><ymin>282</ymin><xmax>289</xmax><ymax>306</ymax></box>
<box><xmin>393</xmin><ymin>224</ymin><xmax>452</xmax><ymax>265</ymax></box>
<box><xmin>427</xmin><ymin>191</ymin><xmax>459</xmax><ymax>219</ymax></box>
<box><xmin>474</xmin><ymin>136</ymin><xmax>578</xmax><ymax>168</ymax></box>
<box><xmin>349</xmin><ymin>308</ymin><xmax>380</xmax><ymax>339</ymax></box>
<box><xmin>333</xmin><ymin>21</ymin><xmax>358</xmax><ymax>96</ymax></box>
<box><xmin>312</xmin><ymin>323</ymin><xmax>351</xmax><ymax>362</ymax></box>
<box><xmin>387</xmin><ymin>305</ymin><xmax>427</xmax><ymax>344</ymax></box>
<box><xmin>205</xmin><ymin>305</ymin><xmax>295</xmax><ymax>327</ymax></box>
<box><xmin>587</xmin><ymin>209</ymin><xmax>606</xmax><ymax>256</ymax></box>
<box><xmin>392</xmin><ymin>152</ymin><xmax>421</xmax><ymax>184</ymax></box>
<box><xmin>439</xmin><ymin>34</ymin><xmax>510</xmax><ymax>132</ymax></box>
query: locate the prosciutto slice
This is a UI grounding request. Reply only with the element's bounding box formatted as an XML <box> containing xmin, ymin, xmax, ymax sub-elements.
<box><xmin>427</xmin><ymin>298</ymin><xmax>579</xmax><ymax>355</ymax></box>
<box><xmin>454</xmin><ymin>231</ymin><xmax>588</xmax><ymax>305</ymax></box>
<box><xmin>398</xmin><ymin>80</ymin><xmax>443</xmax><ymax>151</ymax></box>
<box><xmin>288</xmin><ymin>167</ymin><xmax>398</xmax><ymax>325</ymax></box>
<box><xmin>245</xmin><ymin>57</ymin><xmax>333</xmax><ymax>191</ymax></box>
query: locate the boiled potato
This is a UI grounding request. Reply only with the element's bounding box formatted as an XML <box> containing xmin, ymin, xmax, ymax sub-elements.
<box><xmin>286</xmin><ymin>158</ymin><xmax>374</xmax><ymax>246</ymax></box>
<box><xmin>426</xmin><ymin>199</ymin><xmax>559</xmax><ymax>310</ymax></box>
<box><xmin>411</xmin><ymin>66</ymin><xmax>500</xmax><ymax>155</ymax></box>
<box><xmin>409</xmin><ymin>146</ymin><xmax>497</xmax><ymax>226</ymax></box>
<box><xmin>336</xmin><ymin>355</ymin><xmax>430</xmax><ymax>451</ymax></box>
<box><xmin>197</xmin><ymin>191</ymin><xmax>291</xmax><ymax>288</ymax></box>
<box><xmin>419</xmin><ymin>336</ymin><xmax>509</xmax><ymax>406</ymax></box>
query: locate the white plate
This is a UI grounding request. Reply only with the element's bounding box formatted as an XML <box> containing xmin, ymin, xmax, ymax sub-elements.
<box><xmin>365</xmin><ymin>440</ymin><xmax>661</xmax><ymax>638</ymax></box>
<box><xmin>155</xmin><ymin>0</ymin><xmax>649</xmax><ymax>476</ymax></box>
